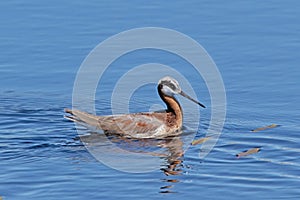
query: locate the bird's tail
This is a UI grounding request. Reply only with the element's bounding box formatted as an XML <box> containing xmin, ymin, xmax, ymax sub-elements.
<box><xmin>64</xmin><ymin>108</ymin><xmax>100</xmax><ymax>128</ymax></box>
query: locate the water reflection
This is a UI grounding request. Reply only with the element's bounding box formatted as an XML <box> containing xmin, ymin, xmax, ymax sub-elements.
<box><xmin>78</xmin><ymin>132</ymin><xmax>185</xmax><ymax>193</ymax></box>
<box><xmin>157</xmin><ymin>136</ymin><xmax>183</xmax><ymax>193</ymax></box>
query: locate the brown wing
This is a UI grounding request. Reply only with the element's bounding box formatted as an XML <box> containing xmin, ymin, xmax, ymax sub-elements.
<box><xmin>65</xmin><ymin>109</ymin><xmax>174</xmax><ymax>138</ymax></box>
<box><xmin>98</xmin><ymin>112</ymin><xmax>169</xmax><ymax>138</ymax></box>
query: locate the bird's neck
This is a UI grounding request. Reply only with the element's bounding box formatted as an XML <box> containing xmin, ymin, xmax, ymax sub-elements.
<box><xmin>158</xmin><ymin>87</ymin><xmax>183</xmax><ymax>127</ymax></box>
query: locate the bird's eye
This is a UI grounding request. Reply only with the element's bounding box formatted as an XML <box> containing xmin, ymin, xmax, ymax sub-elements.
<box><xmin>169</xmin><ymin>84</ymin><xmax>176</xmax><ymax>90</ymax></box>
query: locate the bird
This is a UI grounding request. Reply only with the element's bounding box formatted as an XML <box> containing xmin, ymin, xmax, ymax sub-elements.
<box><xmin>64</xmin><ymin>76</ymin><xmax>205</xmax><ymax>138</ymax></box>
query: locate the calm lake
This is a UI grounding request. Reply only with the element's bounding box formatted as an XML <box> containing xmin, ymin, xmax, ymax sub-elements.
<box><xmin>1</xmin><ymin>1</ymin><xmax>300</xmax><ymax>199</ymax></box>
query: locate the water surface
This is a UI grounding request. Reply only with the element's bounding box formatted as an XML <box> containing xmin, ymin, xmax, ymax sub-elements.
<box><xmin>1</xmin><ymin>1</ymin><xmax>300</xmax><ymax>199</ymax></box>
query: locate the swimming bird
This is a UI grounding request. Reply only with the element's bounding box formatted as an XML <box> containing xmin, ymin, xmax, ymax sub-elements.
<box><xmin>65</xmin><ymin>76</ymin><xmax>205</xmax><ymax>138</ymax></box>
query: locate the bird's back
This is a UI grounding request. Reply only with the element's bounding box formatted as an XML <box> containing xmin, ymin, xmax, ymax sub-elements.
<box><xmin>65</xmin><ymin>109</ymin><xmax>182</xmax><ymax>138</ymax></box>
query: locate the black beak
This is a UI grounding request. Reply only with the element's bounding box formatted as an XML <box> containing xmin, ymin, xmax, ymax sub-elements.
<box><xmin>179</xmin><ymin>91</ymin><xmax>206</xmax><ymax>108</ymax></box>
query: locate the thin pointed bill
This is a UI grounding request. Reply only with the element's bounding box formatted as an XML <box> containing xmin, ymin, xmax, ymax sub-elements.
<box><xmin>179</xmin><ymin>91</ymin><xmax>206</xmax><ymax>108</ymax></box>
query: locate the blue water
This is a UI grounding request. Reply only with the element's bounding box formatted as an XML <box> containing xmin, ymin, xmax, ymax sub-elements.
<box><xmin>1</xmin><ymin>1</ymin><xmax>300</xmax><ymax>199</ymax></box>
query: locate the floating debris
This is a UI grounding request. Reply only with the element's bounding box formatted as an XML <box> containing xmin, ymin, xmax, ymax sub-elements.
<box><xmin>191</xmin><ymin>137</ymin><xmax>211</xmax><ymax>146</ymax></box>
<box><xmin>251</xmin><ymin>124</ymin><xmax>279</xmax><ymax>132</ymax></box>
<box><xmin>160</xmin><ymin>190</ymin><xmax>176</xmax><ymax>194</ymax></box>
<box><xmin>160</xmin><ymin>185</ymin><xmax>173</xmax><ymax>190</ymax></box>
<box><xmin>236</xmin><ymin>147</ymin><xmax>261</xmax><ymax>158</ymax></box>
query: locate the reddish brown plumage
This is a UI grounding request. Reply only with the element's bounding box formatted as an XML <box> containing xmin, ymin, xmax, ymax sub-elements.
<box><xmin>64</xmin><ymin>95</ymin><xmax>182</xmax><ymax>138</ymax></box>
<box><xmin>65</xmin><ymin>76</ymin><xmax>204</xmax><ymax>138</ymax></box>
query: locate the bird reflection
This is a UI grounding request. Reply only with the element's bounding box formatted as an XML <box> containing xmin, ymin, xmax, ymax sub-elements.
<box><xmin>78</xmin><ymin>132</ymin><xmax>185</xmax><ymax>193</ymax></box>
<box><xmin>157</xmin><ymin>136</ymin><xmax>183</xmax><ymax>193</ymax></box>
